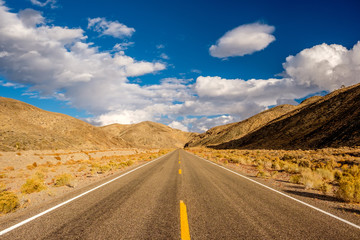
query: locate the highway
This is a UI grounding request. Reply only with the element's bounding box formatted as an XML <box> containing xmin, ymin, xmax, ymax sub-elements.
<box><xmin>1</xmin><ymin>149</ymin><xmax>359</xmax><ymax>239</ymax></box>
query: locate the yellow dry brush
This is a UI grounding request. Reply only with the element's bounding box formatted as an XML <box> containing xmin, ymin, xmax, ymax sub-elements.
<box><xmin>188</xmin><ymin>147</ymin><xmax>360</xmax><ymax>203</ymax></box>
<box><xmin>0</xmin><ymin>183</ymin><xmax>19</xmax><ymax>214</ymax></box>
<box><xmin>21</xmin><ymin>172</ymin><xmax>47</xmax><ymax>194</ymax></box>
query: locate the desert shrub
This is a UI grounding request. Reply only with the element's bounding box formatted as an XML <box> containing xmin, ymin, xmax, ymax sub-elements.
<box><xmin>121</xmin><ymin>160</ymin><xmax>134</xmax><ymax>167</ymax></box>
<box><xmin>54</xmin><ymin>173</ymin><xmax>73</xmax><ymax>187</ymax></box>
<box><xmin>300</xmin><ymin>169</ymin><xmax>323</xmax><ymax>190</ymax></box>
<box><xmin>271</xmin><ymin>161</ymin><xmax>281</xmax><ymax>170</ymax></box>
<box><xmin>99</xmin><ymin>164</ymin><xmax>112</xmax><ymax>172</ymax></box>
<box><xmin>334</xmin><ymin>170</ymin><xmax>343</xmax><ymax>181</ymax></box>
<box><xmin>270</xmin><ymin>171</ymin><xmax>279</xmax><ymax>178</ymax></box>
<box><xmin>315</xmin><ymin>168</ymin><xmax>334</xmax><ymax>182</ymax></box>
<box><xmin>91</xmin><ymin>163</ymin><xmax>112</xmax><ymax>173</ymax></box>
<box><xmin>290</xmin><ymin>174</ymin><xmax>302</xmax><ymax>184</ymax></box>
<box><xmin>256</xmin><ymin>162</ymin><xmax>264</xmax><ymax>170</ymax></box>
<box><xmin>34</xmin><ymin>170</ymin><xmax>47</xmax><ymax>179</ymax></box>
<box><xmin>281</xmin><ymin>154</ymin><xmax>295</xmax><ymax>161</ymax></box>
<box><xmin>319</xmin><ymin>183</ymin><xmax>332</xmax><ymax>194</ymax></box>
<box><xmin>228</xmin><ymin>157</ymin><xmax>240</xmax><ymax>164</ymax></box>
<box><xmin>0</xmin><ymin>184</ymin><xmax>19</xmax><ymax>214</ymax></box>
<box><xmin>21</xmin><ymin>175</ymin><xmax>47</xmax><ymax>194</ymax></box>
<box><xmin>336</xmin><ymin>165</ymin><xmax>360</xmax><ymax>202</ymax></box>
<box><xmin>336</xmin><ymin>176</ymin><xmax>360</xmax><ymax>202</ymax></box>
<box><xmin>284</xmin><ymin>163</ymin><xmax>300</xmax><ymax>174</ymax></box>
<box><xmin>256</xmin><ymin>170</ymin><xmax>268</xmax><ymax>178</ymax></box>
<box><xmin>298</xmin><ymin>159</ymin><xmax>311</xmax><ymax>168</ymax></box>
<box><xmin>263</xmin><ymin>160</ymin><xmax>272</xmax><ymax>169</ymax></box>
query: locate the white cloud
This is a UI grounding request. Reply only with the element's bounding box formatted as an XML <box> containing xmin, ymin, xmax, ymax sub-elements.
<box><xmin>113</xmin><ymin>42</ymin><xmax>134</xmax><ymax>51</ymax></box>
<box><xmin>183</xmin><ymin>115</ymin><xmax>235</xmax><ymax>132</ymax></box>
<box><xmin>0</xmin><ymin>2</ymin><xmax>165</xmax><ymax>111</ymax></box>
<box><xmin>0</xmin><ymin>51</ymin><xmax>10</xmax><ymax>57</ymax></box>
<box><xmin>0</xmin><ymin>2</ymin><xmax>359</xmax><ymax>133</ymax></box>
<box><xmin>156</xmin><ymin>44</ymin><xmax>165</xmax><ymax>49</ymax></box>
<box><xmin>160</xmin><ymin>53</ymin><xmax>169</xmax><ymax>60</ymax></box>
<box><xmin>18</xmin><ymin>9</ymin><xmax>44</xmax><ymax>27</ymax></box>
<box><xmin>30</xmin><ymin>0</ymin><xmax>56</xmax><ymax>8</ymax></box>
<box><xmin>194</xmin><ymin>76</ymin><xmax>314</xmax><ymax>107</ymax></box>
<box><xmin>209</xmin><ymin>23</ymin><xmax>275</xmax><ymax>58</ymax></box>
<box><xmin>91</xmin><ymin>109</ymin><xmax>155</xmax><ymax>126</ymax></box>
<box><xmin>191</xmin><ymin>69</ymin><xmax>202</xmax><ymax>74</ymax></box>
<box><xmin>283</xmin><ymin>42</ymin><xmax>360</xmax><ymax>91</ymax></box>
<box><xmin>88</xmin><ymin>17</ymin><xmax>135</xmax><ymax>38</ymax></box>
<box><xmin>125</xmin><ymin>61</ymin><xmax>166</xmax><ymax>77</ymax></box>
<box><xmin>168</xmin><ymin>121</ymin><xmax>189</xmax><ymax>132</ymax></box>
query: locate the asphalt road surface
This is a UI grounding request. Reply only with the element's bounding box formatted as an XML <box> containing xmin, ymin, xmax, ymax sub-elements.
<box><xmin>1</xmin><ymin>149</ymin><xmax>359</xmax><ymax>239</ymax></box>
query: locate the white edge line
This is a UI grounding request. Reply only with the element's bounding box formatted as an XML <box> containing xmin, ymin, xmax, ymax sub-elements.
<box><xmin>0</xmin><ymin>151</ymin><xmax>174</xmax><ymax>236</ymax></box>
<box><xmin>187</xmin><ymin>151</ymin><xmax>360</xmax><ymax>230</ymax></box>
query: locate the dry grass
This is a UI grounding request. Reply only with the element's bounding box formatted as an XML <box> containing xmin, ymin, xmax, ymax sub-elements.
<box><xmin>0</xmin><ymin>183</ymin><xmax>19</xmax><ymax>214</ymax></box>
<box><xmin>54</xmin><ymin>173</ymin><xmax>73</xmax><ymax>187</ymax></box>
<box><xmin>21</xmin><ymin>173</ymin><xmax>47</xmax><ymax>194</ymax></box>
<box><xmin>0</xmin><ymin>148</ymin><xmax>172</xmax><ymax>215</ymax></box>
<box><xmin>187</xmin><ymin>147</ymin><xmax>360</xmax><ymax>203</ymax></box>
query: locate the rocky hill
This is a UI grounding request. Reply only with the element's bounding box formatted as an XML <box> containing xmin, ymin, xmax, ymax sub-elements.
<box><xmin>0</xmin><ymin>97</ymin><xmax>194</xmax><ymax>151</ymax></box>
<box><xmin>212</xmin><ymin>83</ymin><xmax>360</xmax><ymax>150</ymax></box>
<box><xmin>185</xmin><ymin>104</ymin><xmax>297</xmax><ymax>148</ymax></box>
<box><xmin>101</xmin><ymin>121</ymin><xmax>196</xmax><ymax>149</ymax></box>
<box><xmin>0</xmin><ymin>97</ymin><xmax>129</xmax><ymax>151</ymax></box>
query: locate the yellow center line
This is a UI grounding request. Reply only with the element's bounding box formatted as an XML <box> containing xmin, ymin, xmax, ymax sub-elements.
<box><xmin>179</xmin><ymin>161</ymin><xmax>181</xmax><ymax>164</ymax></box>
<box><xmin>179</xmin><ymin>169</ymin><xmax>182</xmax><ymax>174</ymax></box>
<box><xmin>180</xmin><ymin>200</ymin><xmax>191</xmax><ymax>240</ymax></box>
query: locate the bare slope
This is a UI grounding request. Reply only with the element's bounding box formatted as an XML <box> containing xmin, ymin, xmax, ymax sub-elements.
<box><xmin>185</xmin><ymin>104</ymin><xmax>297</xmax><ymax>147</ymax></box>
<box><xmin>214</xmin><ymin>83</ymin><xmax>360</xmax><ymax>149</ymax></box>
<box><xmin>0</xmin><ymin>97</ymin><xmax>128</xmax><ymax>151</ymax></box>
<box><xmin>102</xmin><ymin>121</ymin><xmax>196</xmax><ymax>149</ymax></box>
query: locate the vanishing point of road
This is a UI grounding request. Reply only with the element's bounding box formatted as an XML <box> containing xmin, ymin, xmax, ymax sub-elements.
<box><xmin>1</xmin><ymin>149</ymin><xmax>359</xmax><ymax>239</ymax></box>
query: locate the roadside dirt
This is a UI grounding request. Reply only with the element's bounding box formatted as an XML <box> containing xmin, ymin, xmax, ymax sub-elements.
<box><xmin>0</xmin><ymin>148</ymin><xmax>170</xmax><ymax>217</ymax></box>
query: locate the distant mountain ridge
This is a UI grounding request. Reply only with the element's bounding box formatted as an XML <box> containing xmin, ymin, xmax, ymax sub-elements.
<box><xmin>0</xmin><ymin>97</ymin><xmax>194</xmax><ymax>151</ymax></box>
<box><xmin>185</xmin><ymin>104</ymin><xmax>297</xmax><ymax>148</ymax></box>
<box><xmin>101</xmin><ymin>121</ymin><xmax>196</xmax><ymax>149</ymax></box>
<box><xmin>194</xmin><ymin>83</ymin><xmax>360</xmax><ymax>150</ymax></box>
<box><xmin>2</xmin><ymin>82</ymin><xmax>359</xmax><ymax>151</ymax></box>
<box><xmin>0</xmin><ymin>97</ymin><xmax>128</xmax><ymax>151</ymax></box>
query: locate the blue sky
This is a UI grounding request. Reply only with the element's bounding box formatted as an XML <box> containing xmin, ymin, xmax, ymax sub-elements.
<box><xmin>0</xmin><ymin>0</ymin><xmax>360</xmax><ymax>132</ymax></box>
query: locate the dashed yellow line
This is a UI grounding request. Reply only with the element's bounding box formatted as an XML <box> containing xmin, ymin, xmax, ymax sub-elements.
<box><xmin>179</xmin><ymin>169</ymin><xmax>182</xmax><ymax>174</ymax></box>
<box><xmin>180</xmin><ymin>200</ymin><xmax>191</xmax><ymax>240</ymax></box>
<box><xmin>179</xmin><ymin>161</ymin><xmax>181</xmax><ymax>164</ymax></box>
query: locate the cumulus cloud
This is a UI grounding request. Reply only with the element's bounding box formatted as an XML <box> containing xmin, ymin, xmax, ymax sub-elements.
<box><xmin>0</xmin><ymin>2</ymin><xmax>359</xmax><ymax>133</ymax></box>
<box><xmin>182</xmin><ymin>115</ymin><xmax>235</xmax><ymax>132</ymax></box>
<box><xmin>0</xmin><ymin>2</ymin><xmax>165</xmax><ymax>112</ymax></box>
<box><xmin>186</xmin><ymin>42</ymin><xmax>360</xmax><ymax>130</ymax></box>
<box><xmin>113</xmin><ymin>42</ymin><xmax>134</xmax><ymax>51</ymax></box>
<box><xmin>88</xmin><ymin>17</ymin><xmax>135</xmax><ymax>38</ymax></box>
<box><xmin>283</xmin><ymin>42</ymin><xmax>360</xmax><ymax>91</ymax></box>
<box><xmin>30</xmin><ymin>0</ymin><xmax>56</xmax><ymax>8</ymax></box>
<box><xmin>194</xmin><ymin>76</ymin><xmax>314</xmax><ymax>106</ymax></box>
<box><xmin>168</xmin><ymin>121</ymin><xmax>189</xmax><ymax>132</ymax></box>
<box><xmin>209</xmin><ymin>23</ymin><xmax>275</xmax><ymax>58</ymax></box>
<box><xmin>18</xmin><ymin>9</ymin><xmax>44</xmax><ymax>27</ymax></box>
